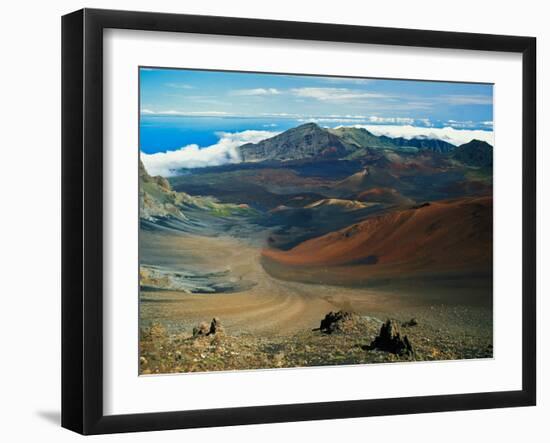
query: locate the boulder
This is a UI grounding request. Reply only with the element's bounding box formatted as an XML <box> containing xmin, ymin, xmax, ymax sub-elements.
<box><xmin>192</xmin><ymin>321</ymin><xmax>210</xmax><ymax>337</ymax></box>
<box><xmin>193</xmin><ymin>318</ymin><xmax>223</xmax><ymax>337</ymax></box>
<box><xmin>402</xmin><ymin>318</ymin><xmax>418</xmax><ymax>328</ymax></box>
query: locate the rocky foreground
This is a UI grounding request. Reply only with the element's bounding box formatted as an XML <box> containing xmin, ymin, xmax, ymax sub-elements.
<box><xmin>139</xmin><ymin>311</ymin><xmax>493</xmax><ymax>375</ymax></box>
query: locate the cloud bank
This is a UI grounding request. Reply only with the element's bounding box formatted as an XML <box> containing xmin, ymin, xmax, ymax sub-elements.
<box><xmin>347</xmin><ymin>124</ymin><xmax>494</xmax><ymax>146</ymax></box>
<box><xmin>140</xmin><ymin>109</ymin><xmax>230</xmax><ymax>116</ymax></box>
<box><xmin>141</xmin><ymin>130</ymin><xmax>278</xmax><ymax>176</ymax></box>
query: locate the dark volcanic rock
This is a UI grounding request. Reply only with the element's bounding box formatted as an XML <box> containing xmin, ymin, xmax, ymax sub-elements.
<box><xmin>402</xmin><ymin>318</ymin><xmax>418</xmax><ymax>328</ymax></box>
<box><xmin>314</xmin><ymin>311</ymin><xmax>356</xmax><ymax>334</ymax></box>
<box><xmin>239</xmin><ymin>123</ymin><xmax>355</xmax><ymax>162</ymax></box>
<box><xmin>208</xmin><ymin>317</ymin><xmax>223</xmax><ymax>335</ymax></box>
<box><xmin>365</xmin><ymin>319</ymin><xmax>414</xmax><ymax>356</ymax></box>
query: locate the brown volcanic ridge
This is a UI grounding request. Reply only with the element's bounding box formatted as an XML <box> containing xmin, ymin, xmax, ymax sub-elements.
<box><xmin>262</xmin><ymin>196</ymin><xmax>492</xmax><ymax>285</ymax></box>
<box><xmin>356</xmin><ymin>187</ymin><xmax>414</xmax><ymax>206</ymax></box>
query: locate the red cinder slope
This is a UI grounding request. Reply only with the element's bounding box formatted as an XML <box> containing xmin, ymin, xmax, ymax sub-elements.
<box><xmin>262</xmin><ymin>196</ymin><xmax>492</xmax><ymax>276</ymax></box>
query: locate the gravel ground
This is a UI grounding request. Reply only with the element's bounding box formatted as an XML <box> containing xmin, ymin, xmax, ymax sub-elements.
<box><xmin>139</xmin><ymin>306</ymin><xmax>492</xmax><ymax>374</ymax></box>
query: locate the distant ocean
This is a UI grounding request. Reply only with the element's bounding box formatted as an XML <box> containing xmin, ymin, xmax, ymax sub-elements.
<box><xmin>140</xmin><ymin>116</ymin><xmax>301</xmax><ymax>154</ymax></box>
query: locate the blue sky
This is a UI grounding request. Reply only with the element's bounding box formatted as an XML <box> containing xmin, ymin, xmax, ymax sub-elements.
<box><xmin>140</xmin><ymin>67</ymin><xmax>493</xmax><ymax>129</ymax></box>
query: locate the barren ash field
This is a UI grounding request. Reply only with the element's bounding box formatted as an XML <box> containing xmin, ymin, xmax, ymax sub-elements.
<box><xmin>138</xmin><ymin>122</ymin><xmax>494</xmax><ymax>374</ymax></box>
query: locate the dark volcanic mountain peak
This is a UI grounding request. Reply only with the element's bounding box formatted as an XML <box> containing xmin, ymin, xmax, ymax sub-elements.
<box><xmin>465</xmin><ymin>139</ymin><xmax>492</xmax><ymax>147</ymax></box>
<box><xmin>453</xmin><ymin>139</ymin><xmax>493</xmax><ymax>167</ymax></box>
<box><xmin>329</xmin><ymin>126</ymin><xmax>395</xmax><ymax>150</ymax></box>
<box><xmin>237</xmin><ymin>122</ymin><xmax>476</xmax><ymax>165</ymax></box>
<box><xmin>332</xmin><ymin>126</ymin><xmax>374</xmax><ymax>136</ymax></box>
<box><xmin>239</xmin><ymin>122</ymin><xmax>355</xmax><ymax>162</ymax></box>
<box><xmin>296</xmin><ymin>122</ymin><xmax>321</xmax><ymax>130</ymax></box>
<box><xmin>384</xmin><ymin>136</ymin><xmax>456</xmax><ymax>153</ymax></box>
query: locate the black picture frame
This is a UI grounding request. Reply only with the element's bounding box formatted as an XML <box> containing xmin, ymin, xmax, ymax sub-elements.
<box><xmin>62</xmin><ymin>8</ymin><xmax>537</xmax><ymax>435</ymax></box>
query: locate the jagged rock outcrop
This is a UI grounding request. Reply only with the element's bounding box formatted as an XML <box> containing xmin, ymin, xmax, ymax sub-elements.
<box><xmin>208</xmin><ymin>317</ymin><xmax>223</xmax><ymax>335</ymax></box>
<box><xmin>314</xmin><ymin>311</ymin><xmax>357</xmax><ymax>334</ymax></box>
<box><xmin>364</xmin><ymin>319</ymin><xmax>414</xmax><ymax>356</ymax></box>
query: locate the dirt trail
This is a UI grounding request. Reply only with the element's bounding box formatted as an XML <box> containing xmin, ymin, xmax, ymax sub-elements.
<box><xmin>140</xmin><ymin>229</ymin><xmax>491</xmax><ymax>337</ymax></box>
<box><xmin>140</xmin><ymin>229</ymin><xmax>333</xmax><ymax>335</ymax></box>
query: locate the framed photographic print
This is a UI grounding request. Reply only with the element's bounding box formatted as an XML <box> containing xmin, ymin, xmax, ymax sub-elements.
<box><xmin>61</xmin><ymin>8</ymin><xmax>536</xmax><ymax>434</ymax></box>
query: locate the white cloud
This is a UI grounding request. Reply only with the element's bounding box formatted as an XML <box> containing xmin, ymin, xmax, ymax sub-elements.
<box><xmin>290</xmin><ymin>87</ymin><xmax>387</xmax><ymax>101</ymax></box>
<box><xmin>297</xmin><ymin>115</ymin><xmax>424</xmax><ymax>126</ymax></box>
<box><xmin>260</xmin><ymin>112</ymin><xmax>298</xmax><ymax>117</ymax></box>
<box><xmin>344</xmin><ymin>124</ymin><xmax>494</xmax><ymax>146</ymax></box>
<box><xmin>368</xmin><ymin>116</ymin><xmax>415</xmax><ymax>124</ymax></box>
<box><xmin>320</xmin><ymin>78</ymin><xmax>372</xmax><ymax>85</ymax></box>
<box><xmin>141</xmin><ymin>109</ymin><xmax>155</xmax><ymax>114</ymax></box>
<box><xmin>141</xmin><ymin>130</ymin><xmax>278</xmax><ymax>176</ymax></box>
<box><xmin>298</xmin><ymin>118</ymin><xmax>363</xmax><ymax>124</ymax></box>
<box><xmin>231</xmin><ymin>88</ymin><xmax>281</xmax><ymax>96</ymax></box>
<box><xmin>442</xmin><ymin>94</ymin><xmax>493</xmax><ymax>105</ymax></box>
<box><xmin>446</xmin><ymin>119</ymin><xmax>477</xmax><ymax>129</ymax></box>
<box><xmin>165</xmin><ymin>83</ymin><xmax>194</xmax><ymax>89</ymax></box>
